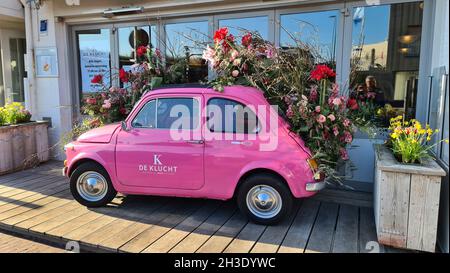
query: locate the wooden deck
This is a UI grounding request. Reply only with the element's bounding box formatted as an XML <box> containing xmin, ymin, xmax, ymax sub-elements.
<box><xmin>0</xmin><ymin>161</ymin><xmax>409</xmax><ymax>253</ymax></box>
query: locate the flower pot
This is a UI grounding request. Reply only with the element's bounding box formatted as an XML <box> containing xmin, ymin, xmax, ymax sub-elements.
<box><xmin>0</xmin><ymin>121</ymin><xmax>49</xmax><ymax>175</ymax></box>
<box><xmin>373</xmin><ymin>144</ymin><xmax>446</xmax><ymax>252</ymax></box>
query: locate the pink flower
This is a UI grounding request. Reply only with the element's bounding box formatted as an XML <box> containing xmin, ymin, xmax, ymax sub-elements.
<box><xmin>315</xmin><ymin>106</ymin><xmax>321</xmax><ymax>113</ymax></box>
<box><xmin>265</xmin><ymin>47</ymin><xmax>275</xmax><ymax>59</ymax></box>
<box><xmin>332</xmin><ymin>97</ymin><xmax>342</xmax><ymax>106</ymax></box>
<box><xmin>317</xmin><ymin>114</ymin><xmax>326</xmax><ymax>123</ymax></box>
<box><xmin>333</xmin><ymin>126</ymin><xmax>339</xmax><ymax>136</ymax></box>
<box><xmin>102</xmin><ymin>99</ymin><xmax>111</xmax><ymax>109</ymax></box>
<box><xmin>202</xmin><ymin>45</ymin><xmax>217</xmax><ymax>67</ymax></box>
<box><xmin>230</xmin><ymin>50</ymin><xmax>239</xmax><ymax>61</ymax></box>
<box><xmin>309</xmin><ymin>86</ymin><xmax>318</xmax><ymax>101</ymax></box>
<box><xmin>232</xmin><ymin>70</ymin><xmax>239</xmax><ymax>77</ymax></box>
<box><xmin>343</xmin><ymin>119</ymin><xmax>351</xmax><ymax>127</ymax></box>
<box><xmin>344</xmin><ymin>131</ymin><xmax>353</xmax><ymax>143</ymax></box>
<box><xmin>328</xmin><ymin>114</ymin><xmax>336</xmax><ymax>121</ymax></box>
<box><xmin>340</xmin><ymin>148</ymin><xmax>349</xmax><ymax>160</ymax></box>
<box><xmin>286</xmin><ymin>105</ymin><xmax>294</xmax><ymax>118</ymax></box>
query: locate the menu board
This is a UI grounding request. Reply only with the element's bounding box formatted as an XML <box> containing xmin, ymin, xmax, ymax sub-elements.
<box><xmin>79</xmin><ymin>48</ymin><xmax>110</xmax><ymax>93</ymax></box>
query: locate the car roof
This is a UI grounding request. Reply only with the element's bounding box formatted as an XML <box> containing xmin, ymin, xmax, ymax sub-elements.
<box><xmin>143</xmin><ymin>85</ymin><xmax>267</xmax><ymax>104</ymax></box>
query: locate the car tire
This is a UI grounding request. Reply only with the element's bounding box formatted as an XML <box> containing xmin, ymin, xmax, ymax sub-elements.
<box><xmin>237</xmin><ymin>174</ymin><xmax>293</xmax><ymax>225</ymax></box>
<box><xmin>70</xmin><ymin>162</ymin><xmax>117</xmax><ymax>207</ymax></box>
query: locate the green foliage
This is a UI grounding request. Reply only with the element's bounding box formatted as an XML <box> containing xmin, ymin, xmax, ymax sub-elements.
<box><xmin>0</xmin><ymin>102</ymin><xmax>32</xmax><ymax>126</ymax></box>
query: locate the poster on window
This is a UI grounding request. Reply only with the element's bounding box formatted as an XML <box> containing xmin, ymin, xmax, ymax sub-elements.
<box><xmin>80</xmin><ymin>49</ymin><xmax>110</xmax><ymax>93</ymax></box>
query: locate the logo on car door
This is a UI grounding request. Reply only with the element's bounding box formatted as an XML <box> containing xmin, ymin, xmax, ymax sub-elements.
<box><xmin>139</xmin><ymin>154</ymin><xmax>178</xmax><ymax>174</ymax></box>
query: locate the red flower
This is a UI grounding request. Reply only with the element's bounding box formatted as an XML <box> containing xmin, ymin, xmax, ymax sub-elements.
<box><xmin>136</xmin><ymin>46</ymin><xmax>148</xmax><ymax>57</ymax></box>
<box><xmin>242</xmin><ymin>33</ymin><xmax>252</xmax><ymax>47</ymax></box>
<box><xmin>347</xmin><ymin>98</ymin><xmax>359</xmax><ymax>110</ymax></box>
<box><xmin>119</xmin><ymin>68</ymin><xmax>129</xmax><ymax>83</ymax></box>
<box><xmin>214</xmin><ymin>27</ymin><xmax>229</xmax><ymax>42</ymax></box>
<box><xmin>85</xmin><ymin>97</ymin><xmax>97</xmax><ymax>105</ymax></box>
<box><xmin>310</xmin><ymin>65</ymin><xmax>336</xmax><ymax>81</ymax></box>
<box><xmin>119</xmin><ymin>107</ymin><xmax>127</xmax><ymax>115</ymax></box>
<box><xmin>90</xmin><ymin>74</ymin><xmax>103</xmax><ymax>84</ymax></box>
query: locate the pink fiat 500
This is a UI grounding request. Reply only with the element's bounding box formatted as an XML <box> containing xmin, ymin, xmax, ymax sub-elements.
<box><xmin>63</xmin><ymin>86</ymin><xmax>325</xmax><ymax>224</ymax></box>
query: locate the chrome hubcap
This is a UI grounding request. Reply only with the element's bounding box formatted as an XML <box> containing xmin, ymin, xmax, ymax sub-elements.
<box><xmin>246</xmin><ymin>185</ymin><xmax>282</xmax><ymax>219</ymax></box>
<box><xmin>76</xmin><ymin>171</ymin><xmax>108</xmax><ymax>202</ymax></box>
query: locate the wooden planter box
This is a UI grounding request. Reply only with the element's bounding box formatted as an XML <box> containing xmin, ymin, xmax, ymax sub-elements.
<box><xmin>374</xmin><ymin>144</ymin><xmax>446</xmax><ymax>252</ymax></box>
<box><xmin>0</xmin><ymin>121</ymin><xmax>49</xmax><ymax>175</ymax></box>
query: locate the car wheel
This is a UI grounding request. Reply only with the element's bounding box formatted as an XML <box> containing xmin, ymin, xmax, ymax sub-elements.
<box><xmin>237</xmin><ymin>174</ymin><xmax>293</xmax><ymax>225</ymax></box>
<box><xmin>70</xmin><ymin>162</ymin><xmax>117</xmax><ymax>207</ymax></box>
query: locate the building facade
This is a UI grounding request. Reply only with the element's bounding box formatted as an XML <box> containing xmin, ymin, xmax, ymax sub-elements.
<box><xmin>1</xmin><ymin>0</ymin><xmax>449</xmax><ymax>252</ymax></box>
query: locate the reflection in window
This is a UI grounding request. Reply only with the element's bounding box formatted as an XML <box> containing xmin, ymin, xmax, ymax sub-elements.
<box><xmin>132</xmin><ymin>98</ymin><xmax>199</xmax><ymax>130</ymax></box>
<box><xmin>207</xmin><ymin>98</ymin><xmax>259</xmax><ymax>134</ymax></box>
<box><xmin>165</xmin><ymin>21</ymin><xmax>209</xmax><ymax>84</ymax></box>
<box><xmin>350</xmin><ymin>2</ymin><xmax>424</xmax><ymax>125</ymax></box>
<box><xmin>118</xmin><ymin>26</ymin><xmax>157</xmax><ymax>71</ymax></box>
<box><xmin>132</xmin><ymin>99</ymin><xmax>156</xmax><ymax>128</ymax></box>
<box><xmin>76</xmin><ymin>29</ymin><xmax>111</xmax><ymax>94</ymax></box>
<box><xmin>219</xmin><ymin>16</ymin><xmax>269</xmax><ymax>41</ymax></box>
<box><xmin>280</xmin><ymin>10</ymin><xmax>339</xmax><ymax>63</ymax></box>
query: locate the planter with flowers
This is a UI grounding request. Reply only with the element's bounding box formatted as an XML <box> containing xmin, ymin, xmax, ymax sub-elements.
<box><xmin>0</xmin><ymin>102</ymin><xmax>49</xmax><ymax>175</ymax></box>
<box><xmin>374</xmin><ymin>116</ymin><xmax>448</xmax><ymax>252</ymax></box>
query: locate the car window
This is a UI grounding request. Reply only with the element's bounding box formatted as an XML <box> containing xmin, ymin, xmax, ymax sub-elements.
<box><xmin>132</xmin><ymin>99</ymin><xmax>156</xmax><ymax>128</ymax></box>
<box><xmin>207</xmin><ymin>98</ymin><xmax>259</xmax><ymax>134</ymax></box>
<box><xmin>132</xmin><ymin>97</ymin><xmax>199</xmax><ymax>130</ymax></box>
<box><xmin>157</xmin><ymin>98</ymin><xmax>199</xmax><ymax>129</ymax></box>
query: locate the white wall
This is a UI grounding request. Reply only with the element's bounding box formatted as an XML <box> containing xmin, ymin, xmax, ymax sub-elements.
<box><xmin>0</xmin><ymin>0</ymin><xmax>24</xmax><ymax>20</ymax></box>
<box><xmin>26</xmin><ymin>0</ymin><xmax>71</xmax><ymax>159</ymax></box>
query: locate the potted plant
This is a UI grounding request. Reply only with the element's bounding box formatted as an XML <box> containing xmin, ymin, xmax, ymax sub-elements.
<box><xmin>0</xmin><ymin>102</ymin><xmax>49</xmax><ymax>174</ymax></box>
<box><xmin>374</xmin><ymin>116</ymin><xmax>448</xmax><ymax>252</ymax></box>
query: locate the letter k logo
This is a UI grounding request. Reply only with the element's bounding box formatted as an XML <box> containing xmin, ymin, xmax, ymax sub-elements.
<box><xmin>153</xmin><ymin>154</ymin><xmax>162</xmax><ymax>165</ymax></box>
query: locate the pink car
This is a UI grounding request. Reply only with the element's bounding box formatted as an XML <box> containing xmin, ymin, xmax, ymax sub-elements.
<box><xmin>63</xmin><ymin>86</ymin><xmax>325</xmax><ymax>224</ymax></box>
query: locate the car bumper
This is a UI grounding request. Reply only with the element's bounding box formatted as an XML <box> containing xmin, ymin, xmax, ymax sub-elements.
<box><xmin>62</xmin><ymin>167</ymin><xmax>68</xmax><ymax>177</ymax></box>
<box><xmin>305</xmin><ymin>181</ymin><xmax>326</xmax><ymax>192</ymax></box>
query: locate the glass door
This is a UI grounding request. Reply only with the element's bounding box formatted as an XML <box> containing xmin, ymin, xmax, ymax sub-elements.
<box><xmin>75</xmin><ymin>28</ymin><xmax>112</xmax><ymax>95</ymax></box>
<box><xmin>9</xmin><ymin>38</ymin><xmax>26</xmax><ymax>102</ymax></box>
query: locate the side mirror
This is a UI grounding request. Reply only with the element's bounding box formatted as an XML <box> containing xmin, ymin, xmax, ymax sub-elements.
<box><xmin>121</xmin><ymin>121</ymin><xmax>129</xmax><ymax>132</ymax></box>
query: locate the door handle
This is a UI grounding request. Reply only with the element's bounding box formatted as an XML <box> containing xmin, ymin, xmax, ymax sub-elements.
<box><xmin>186</xmin><ymin>140</ymin><xmax>204</xmax><ymax>144</ymax></box>
<box><xmin>231</xmin><ymin>141</ymin><xmax>253</xmax><ymax>146</ymax></box>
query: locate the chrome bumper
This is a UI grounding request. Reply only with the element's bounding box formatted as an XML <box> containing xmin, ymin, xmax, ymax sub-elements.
<box><xmin>62</xmin><ymin>167</ymin><xmax>68</xmax><ymax>177</ymax></box>
<box><xmin>306</xmin><ymin>181</ymin><xmax>326</xmax><ymax>192</ymax></box>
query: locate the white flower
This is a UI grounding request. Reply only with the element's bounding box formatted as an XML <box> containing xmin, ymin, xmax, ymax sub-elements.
<box><xmin>202</xmin><ymin>45</ymin><xmax>216</xmax><ymax>67</ymax></box>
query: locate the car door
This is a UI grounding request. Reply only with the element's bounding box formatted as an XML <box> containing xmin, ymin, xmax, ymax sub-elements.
<box><xmin>115</xmin><ymin>94</ymin><xmax>204</xmax><ymax>190</ymax></box>
<box><xmin>203</xmin><ymin>96</ymin><xmax>264</xmax><ymax>193</ymax></box>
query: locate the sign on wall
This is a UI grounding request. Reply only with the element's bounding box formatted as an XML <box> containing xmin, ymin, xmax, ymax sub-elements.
<box><xmin>35</xmin><ymin>47</ymin><xmax>58</xmax><ymax>77</ymax></box>
<box><xmin>79</xmin><ymin>48</ymin><xmax>110</xmax><ymax>92</ymax></box>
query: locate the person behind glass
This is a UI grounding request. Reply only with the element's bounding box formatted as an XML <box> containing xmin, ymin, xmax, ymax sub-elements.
<box><xmin>352</xmin><ymin>76</ymin><xmax>385</xmax><ymax>106</ymax></box>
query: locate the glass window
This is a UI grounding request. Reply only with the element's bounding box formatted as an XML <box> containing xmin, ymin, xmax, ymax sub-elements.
<box><xmin>76</xmin><ymin>29</ymin><xmax>111</xmax><ymax>94</ymax></box>
<box><xmin>9</xmin><ymin>38</ymin><xmax>26</xmax><ymax>102</ymax></box>
<box><xmin>207</xmin><ymin>98</ymin><xmax>259</xmax><ymax>134</ymax></box>
<box><xmin>132</xmin><ymin>98</ymin><xmax>199</xmax><ymax>129</ymax></box>
<box><xmin>280</xmin><ymin>10</ymin><xmax>339</xmax><ymax>62</ymax></box>
<box><xmin>132</xmin><ymin>99</ymin><xmax>156</xmax><ymax>128</ymax></box>
<box><xmin>350</xmin><ymin>2</ymin><xmax>424</xmax><ymax>126</ymax></box>
<box><xmin>0</xmin><ymin>43</ymin><xmax>4</xmax><ymax>106</ymax></box>
<box><xmin>219</xmin><ymin>16</ymin><xmax>269</xmax><ymax>41</ymax></box>
<box><xmin>118</xmin><ymin>26</ymin><xmax>157</xmax><ymax>71</ymax></box>
<box><xmin>165</xmin><ymin>21</ymin><xmax>209</xmax><ymax>84</ymax></box>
